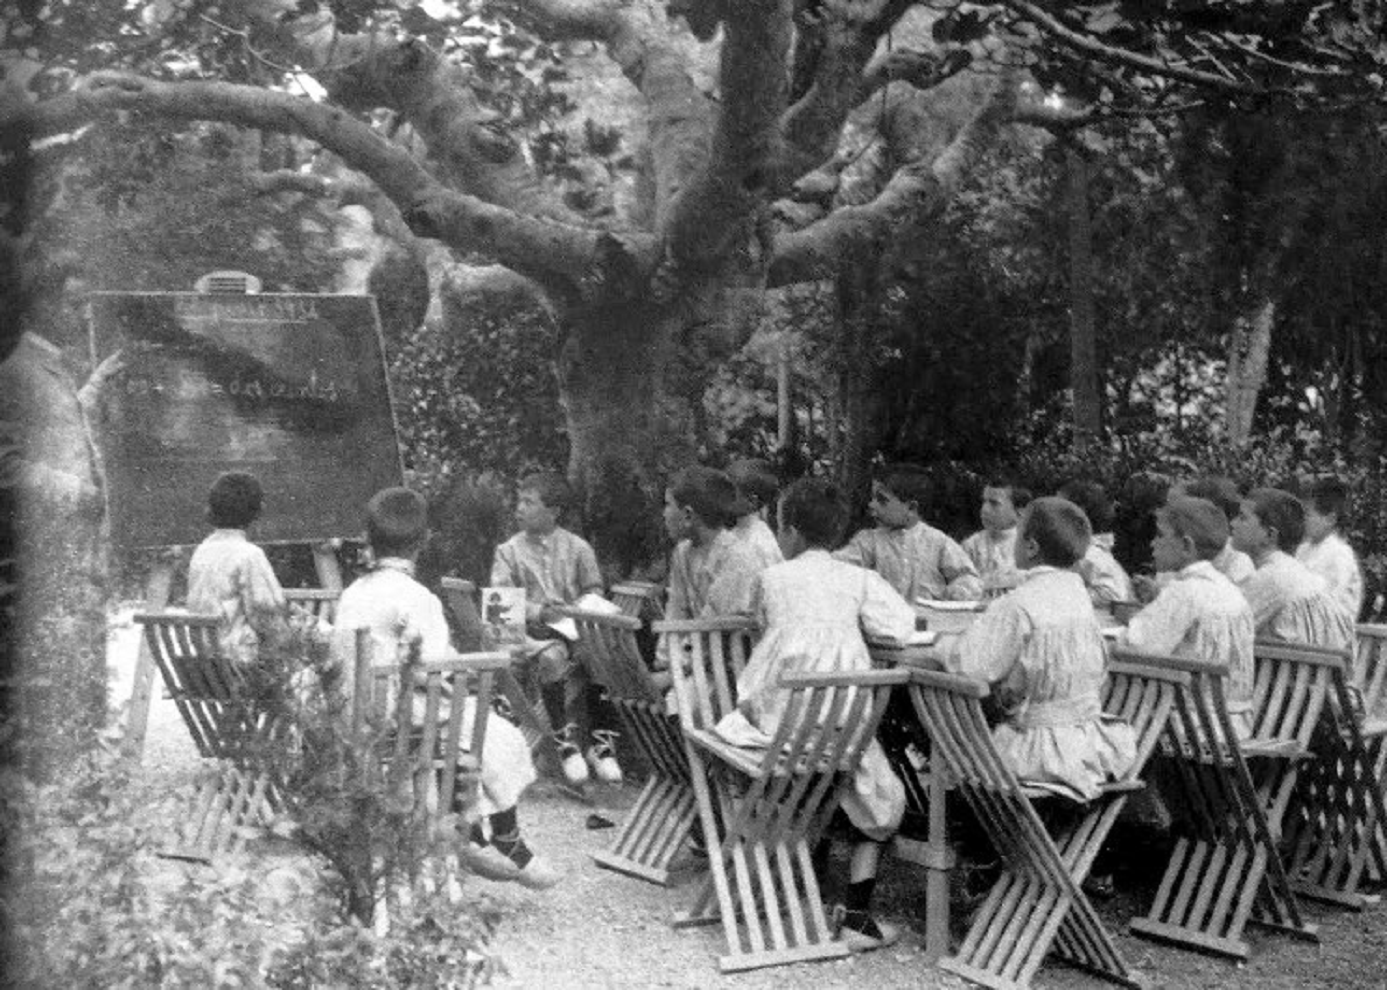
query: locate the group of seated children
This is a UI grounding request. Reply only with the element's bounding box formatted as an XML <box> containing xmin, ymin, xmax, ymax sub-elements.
<box><xmin>184</xmin><ymin>456</ymin><xmax>1367</xmax><ymax>943</ymax></box>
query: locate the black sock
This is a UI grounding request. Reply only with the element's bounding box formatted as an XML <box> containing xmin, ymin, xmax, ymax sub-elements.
<box><xmin>491</xmin><ymin>830</ymin><xmax>533</xmax><ymax>868</ymax></box>
<box><xmin>540</xmin><ymin>682</ymin><xmax>568</xmax><ymax>734</ymax></box>
<box><xmin>587</xmin><ymin>683</ymin><xmax>617</xmax><ymax>735</ymax></box>
<box><xmin>845</xmin><ymin>877</ymin><xmax>876</xmax><ymax>916</ymax></box>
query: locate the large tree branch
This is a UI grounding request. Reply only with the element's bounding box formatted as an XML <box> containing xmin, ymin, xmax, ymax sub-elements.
<box><xmin>1000</xmin><ymin>0</ymin><xmax>1261</xmax><ymax>96</ymax></box>
<box><xmin>68</xmin><ymin>73</ymin><xmax>614</xmax><ymax>294</ymax></box>
<box><xmin>660</xmin><ymin>2</ymin><xmax>793</xmax><ymax>273</ymax></box>
<box><xmin>768</xmin><ymin>72</ymin><xmax>1016</xmax><ymax>285</ymax></box>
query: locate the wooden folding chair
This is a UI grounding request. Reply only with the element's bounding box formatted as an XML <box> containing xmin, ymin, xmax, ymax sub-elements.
<box><xmin>1127</xmin><ymin>643</ymin><xmax>1328</xmax><ymax>959</ymax></box>
<box><xmin>668</xmin><ymin>636</ymin><xmax>906</xmax><ymax>973</ymax></box>
<box><xmin>565</xmin><ymin>609</ymin><xmax>702</xmax><ymax>884</ymax></box>
<box><xmin>137</xmin><ymin>611</ymin><xmax>290</xmax><ymax>862</ymax></box>
<box><xmin>907</xmin><ymin>660</ymin><xmax>1177</xmax><ymax>990</ymax></box>
<box><xmin>1280</xmin><ymin>640</ymin><xmax>1387</xmax><ymax>909</ymax></box>
<box><xmin>438</xmin><ymin>576</ymin><xmax>560</xmax><ymax>774</ymax></box>
<box><xmin>342</xmin><ymin>631</ymin><xmax>509</xmax><ymax>930</ymax></box>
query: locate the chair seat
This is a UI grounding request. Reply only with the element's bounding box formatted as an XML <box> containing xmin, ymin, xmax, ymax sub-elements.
<box><xmin>1241</xmin><ymin>736</ymin><xmax>1308</xmax><ymax>759</ymax></box>
<box><xmin>1018</xmin><ymin>779</ymin><xmax>1144</xmax><ymax>801</ymax></box>
<box><xmin>685</xmin><ymin>727</ymin><xmax>850</xmax><ymax>779</ymax></box>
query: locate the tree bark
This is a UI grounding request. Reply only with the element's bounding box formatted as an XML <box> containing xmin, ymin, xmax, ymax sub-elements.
<box><xmin>1226</xmin><ymin>297</ymin><xmax>1274</xmax><ymax>446</ymax></box>
<box><xmin>1066</xmin><ymin>144</ymin><xmax>1101</xmax><ymax>453</ymax></box>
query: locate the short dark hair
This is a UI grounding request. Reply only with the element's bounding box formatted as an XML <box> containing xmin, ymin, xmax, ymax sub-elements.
<box><xmin>778</xmin><ymin>477</ymin><xmax>849</xmax><ymax>549</ymax></box>
<box><xmin>1156</xmin><ymin>497</ymin><xmax>1229</xmax><ymax>561</ymax></box>
<box><xmin>366</xmin><ymin>486</ymin><xmax>430</xmax><ymax>557</ymax></box>
<box><xmin>207</xmin><ymin>471</ymin><xmax>263</xmax><ymax>529</ymax></box>
<box><xmin>984</xmin><ymin>478</ymin><xmax>1033</xmax><ymax>512</ymax></box>
<box><xmin>1305</xmin><ymin>476</ymin><xmax>1349</xmax><ymax>522</ymax></box>
<box><xmin>873</xmin><ymin>462</ymin><xmax>931</xmax><ymax>511</ymax></box>
<box><xmin>669</xmin><ymin>465</ymin><xmax>745</xmax><ymax>528</ymax></box>
<box><xmin>1246</xmin><ymin>487</ymin><xmax>1306</xmax><ymax>553</ymax></box>
<box><xmin>1022</xmin><ymin>496</ymin><xmax>1091</xmax><ymax>568</ymax></box>
<box><xmin>1183</xmin><ymin>475</ymin><xmax>1242</xmax><ymax>522</ymax></box>
<box><xmin>518</xmin><ymin>471</ymin><xmax>574</xmax><ymax>516</ymax></box>
<box><xmin>1057</xmin><ymin>479</ymin><xmax>1114</xmax><ymax>533</ymax></box>
<box><xmin>727</xmin><ymin>458</ymin><xmax>779</xmax><ymax>512</ymax></box>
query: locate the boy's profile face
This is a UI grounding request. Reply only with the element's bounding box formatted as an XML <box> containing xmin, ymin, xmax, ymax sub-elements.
<box><xmin>869</xmin><ymin>482</ymin><xmax>915</xmax><ymax>530</ymax></box>
<box><xmin>515</xmin><ymin>487</ymin><xmax>559</xmax><ymax>534</ymax></box>
<box><xmin>1229</xmin><ymin>500</ymin><xmax>1272</xmax><ymax>556</ymax></box>
<box><xmin>1013</xmin><ymin>507</ymin><xmax>1039</xmax><ymax>570</ymax></box>
<box><xmin>980</xmin><ymin>486</ymin><xmax>1018</xmax><ymax>532</ymax></box>
<box><xmin>663</xmin><ymin>488</ymin><xmax>693</xmax><ymax>542</ymax></box>
<box><xmin>1304</xmin><ymin>505</ymin><xmax>1336</xmax><ymax>544</ymax></box>
<box><xmin>1151</xmin><ymin>517</ymin><xmax>1197</xmax><ymax>574</ymax></box>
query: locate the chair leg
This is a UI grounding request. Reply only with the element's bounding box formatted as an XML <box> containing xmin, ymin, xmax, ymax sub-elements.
<box><xmin>592</xmin><ymin>772</ymin><xmax>697</xmax><ymax>885</ymax></box>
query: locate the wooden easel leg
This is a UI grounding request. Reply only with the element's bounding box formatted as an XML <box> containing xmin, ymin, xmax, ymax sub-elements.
<box><xmin>313</xmin><ymin>543</ymin><xmax>344</xmax><ymax>592</ymax></box>
<box><xmin>121</xmin><ymin>558</ymin><xmax>175</xmax><ymax>760</ymax></box>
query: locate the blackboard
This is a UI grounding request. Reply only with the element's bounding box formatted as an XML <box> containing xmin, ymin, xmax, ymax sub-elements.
<box><xmin>87</xmin><ymin>291</ymin><xmax>404</xmax><ymax>548</ymax></box>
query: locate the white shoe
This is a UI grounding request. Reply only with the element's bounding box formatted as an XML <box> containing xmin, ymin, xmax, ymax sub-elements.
<box><xmin>586</xmin><ymin>729</ymin><xmax>624</xmax><ymax>785</ymax></box>
<box><xmin>515</xmin><ymin>853</ymin><xmax>563</xmax><ymax>890</ymax></box>
<box><xmin>554</xmin><ymin>724</ymin><xmax>590</xmax><ymax>785</ymax></box>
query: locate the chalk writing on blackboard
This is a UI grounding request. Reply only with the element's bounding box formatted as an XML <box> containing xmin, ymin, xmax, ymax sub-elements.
<box><xmin>87</xmin><ymin>291</ymin><xmax>403</xmax><ymax>549</ymax></box>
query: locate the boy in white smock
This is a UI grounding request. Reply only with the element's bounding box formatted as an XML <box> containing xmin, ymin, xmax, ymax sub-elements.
<box><xmin>1296</xmin><ymin>476</ymin><xmax>1364</xmax><ymax>622</ymax></box>
<box><xmin>335</xmin><ymin>487</ymin><xmax>559</xmax><ymax>889</ymax></box>
<box><xmin>945</xmin><ymin>496</ymin><xmax>1136</xmax><ymax>801</ymax></box>
<box><xmin>961</xmin><ymin>479</ymin><xmax>1032</xmax><ymax>593</ymax></box>
<box><xmin>715</xmin><ymin>477</ymin><xmax>916</xmax><ymax>952</ymax></box>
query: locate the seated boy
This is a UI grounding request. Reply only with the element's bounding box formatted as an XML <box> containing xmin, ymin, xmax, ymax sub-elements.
<box><xmin>1057</xmin><ymin>479</ymin><xmax>1132</xmax><ymax>607</ymax></box>
<box><xmin>186</xmin><ymin>470</ymin><xmax>288</xmax><ymax>665</ymax></box>
<box><xmin>961</xmin><ymin>478</ymin><xmax>1032</xmax><ymax>592</ymax></box>
<box><xmin>1117</xmin><ymin>497</ymin><xmax>1256</xmax><ymax>737</ymax></box>
<box><xmin>835</xmin><ymin>463</ymin><xmax>982</xmax><ymax>602</ymax></box>
<box><xmin>726</xmin><ymin>457</ymin><xmax>784</xmax><ymax>570</ymax></box>
<box><xmin>335</xmin><ymin>486</ymin><xmax>559</xmax><ymax>889</ymax></box>
<box><xmin>490</xmin><ymin>471</ymin><xmax>618</xmax><ymax>786</ymax></box>
<box><xmin>662</xmin><ymin>465</ymin><xmax>767</xmax><ymax>621</ymax></box>
<box><xmin>1231</xmin><ymin>487</ymin><xmax>1355</xmax><ymax>655</ymax></box>
<box><xmin>1296</xmin><ymin>476</ymin><xmax>1364</xmax><ymax>621</ymax></box>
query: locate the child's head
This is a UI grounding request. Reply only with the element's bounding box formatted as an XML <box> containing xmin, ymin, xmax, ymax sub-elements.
<box><xmin>727</xmin><ymin>458</ymin><xmax>779</xmax><ymax>518</ymax></box>
<box><xmin>1232</xmin><ymin>487</ymin><xmax>1305</xmax><ymax>556</ymax></box>
<box><xmin>1057</xmin><ymin>479</ymin><xmax>1114</xmax><ymax>535</ymax></box>
<box><xmin>207</xmin><ymin>471</ymin><xmax>263</xmax><ymax>529</ymax></box>
<box><xmin>979</xmin><ymin>479</ymin><xmax>1032</xmax><ymax>534</ymax></box>
<box><xmin>1177</xmin><ymin>475</ymin><xmax>1242</xmax><ymax>524</ymax></box>
<box><xmin>1016</xmin><ymin>496</ymin><xmax>1091</xmax><ymax>570</ymax></box>
<box><xmin>868</xmin><ymin>463</ymin><xmax>930</xmax><ymax>529</ymax></box>
<box><xmin>1152</xmin><ymin>497</ymin><xmax>1229</xmax><ymax>572</ymax></box>
<box><xmin>776</xmin><ymin>477</ymin><xmax>849</xmax><ymax>557</ymax></box>
<box><xmin>1303</xmin><ymin>477</ymin><xmax>1348</xmax><ymax>543</ymax></box>
<box><xmin>366</xmin><ymin>486</ymin><xmax>430</xmax><ymax>559</ymax></box>
<box><xmin>664</xmin><ymin>466</ymin><xmax>747</xmax><ymax>541</ymax></box>
<box><xmin>515</xmin><ymin>471</ymin><xmax>571</xmax><ymax>535</ymax></box>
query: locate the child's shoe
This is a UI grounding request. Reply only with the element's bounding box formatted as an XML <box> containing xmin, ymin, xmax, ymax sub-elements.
<box><xmin>832</xmin><ymin>905</ymin><xmax>902</xmax><ymax>953</ymax></box>
<box><xmin>458</xmin><ymin>842</ymin><xmax>521</xmax><ymax>882</ymax></box>
<box><xmin>553</xmin><ymin>723</ymin><xmax>590</xmax><ymax>785</ymax></box>
<box><xmin>586</xmin><ymin>729</ymin><xmax>624</xmax><ymax>784</ymax></box>
<box><xmin>515</xmin><ymin>853</ymin><xmax>563</xmax><ymax>890</ymax></box>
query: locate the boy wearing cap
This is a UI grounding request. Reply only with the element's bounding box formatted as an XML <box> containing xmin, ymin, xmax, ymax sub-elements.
<box><xmin>1117</xmin><ymin>496</ymin><xmax>1257</xmax><ymax>737</ymax></box>
<box><xmin>336</xmin><ymin>486</ymin><xmax>560</xmax><ymax>889</ymax></box>
<box><xmin>187</xmin><ymin>470</ymin><xmax>288</xmax><ymax>665</ymax></box>
<box><xmin>662</xmin><ymin>465</ymin><xmax>767</xmax><ymax>622</ymax></box>
<box><xmin>835</xmin><ymin>463</ymin><xmax>982</xmax><ymax>602</ymax></box>
<box><xmin>727</xmin><ymin>457</ymin><xmax>784</xmax><ymax>570</ymax></box>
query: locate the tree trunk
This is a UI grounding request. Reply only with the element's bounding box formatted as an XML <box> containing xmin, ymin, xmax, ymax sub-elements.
<box><xmin>1226</xmin><ymin>297</ymin><xmax>1275</xmax><ymax>446</ymax></box>
<box><xmin>559</xmin><ymin>302</ymin><xmax>699</xmax><ymax>579</ymax></box>
<box><xmin>1066</xmin><ymin>145</ymin><xmax>1101</xmax><ymax>454</ymax></box>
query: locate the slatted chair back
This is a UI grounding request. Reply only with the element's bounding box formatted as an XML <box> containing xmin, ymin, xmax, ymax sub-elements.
<box><xmin>1356</xmin><ymin>624</ymin><xmax>1387</xmax><ymax>723</ymax></box>
<box><xmin>909</xmin><ymin>665</ymin><xmax>1157</xmax><ymax>989</ymax></box>
<box><xmin>676</xmin><ymin>667</ymin><xmax>909</xmax><ymax>973</ymax></box>
<box><xmin>655</xmin><ymin>617</ymin><xmax>757</xmax><ymax>735</ymax></box>
<box><xmin>565</xmin><ymin>609</ymin><xmax>659</xmax><ymax>705</ymax></box>
<box><xmin>1250</xmin><ymin>640</ymin><xmax>1338</xmax><ymax>754</ymax></box>
<box><xmin>137</xmin><ymin>611</ymin><xmax>280</xmax><ymax>761</ymax></box>
<box><xmin>611</xmin><ymin>580</ymin><xmax>664</xmax><ymax>622</ymax></box>
<box><xmin>283</xmin><ymin>588</ymin><xmax>340</xmax><ymax>625</ymax></box>
<box><xmin>345</xmin><ymin>630</ymin><xmax>508</xmax><ymax>822</ymax></box>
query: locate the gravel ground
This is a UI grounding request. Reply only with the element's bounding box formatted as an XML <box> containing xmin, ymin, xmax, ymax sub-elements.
<box><xmin>114</xmin><ymin>610</ymin><xmax>1387</xmax><ymax>990</ymax></box>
